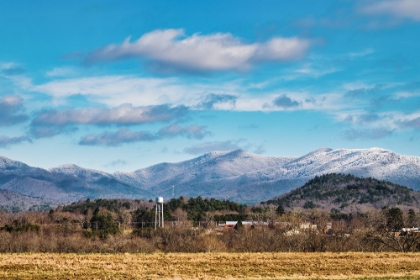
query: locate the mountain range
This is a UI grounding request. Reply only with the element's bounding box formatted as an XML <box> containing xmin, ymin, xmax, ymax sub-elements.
<box><xmin>1</xmin><ymin>147</ymin><xmax>420</xmax><ymax>211</ymax></box>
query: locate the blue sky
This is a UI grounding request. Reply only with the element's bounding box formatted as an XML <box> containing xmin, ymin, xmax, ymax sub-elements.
<box><xmin>1</xmin><ymin>0</ymin><xmax>420</xmax><ymax>172</ymax></box>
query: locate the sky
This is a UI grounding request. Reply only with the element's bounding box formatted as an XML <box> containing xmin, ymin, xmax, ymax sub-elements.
<box><xmin>1</xmin><ymin>0</ymin><xmax>420</xmax><ymax>172</ymax></box>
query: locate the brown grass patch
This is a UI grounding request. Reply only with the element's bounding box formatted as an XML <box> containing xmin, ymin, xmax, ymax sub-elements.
<box><xmin>0</xmin><ymin>252</ymin><xmax>420</xmax><ymax>279</ymax></box>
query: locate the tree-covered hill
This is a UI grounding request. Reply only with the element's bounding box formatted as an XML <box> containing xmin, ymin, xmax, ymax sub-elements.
<box><xmin>265</xmin><ymin>173</ymin><xmax>420</xmax><ymax>213</ymax></box>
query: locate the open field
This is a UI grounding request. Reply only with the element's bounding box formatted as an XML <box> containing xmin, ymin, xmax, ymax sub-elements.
<box><xmin>1</xmin><ymin>252</ymin><xmax>420</xmax><ymax>279</ymax></box>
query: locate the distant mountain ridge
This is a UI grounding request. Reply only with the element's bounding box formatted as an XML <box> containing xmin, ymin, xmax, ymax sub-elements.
<box><xmin>1</xmin><ymin>147</ymin><xmax>420</xmax><ymax>210</ymax></box>
<box><xmin>114</xmin><ymin>147</ymin><xmax>420</xmax><ymax>203</ymax></box>
<box><xmin>0</xmin><ymin>156</ymin><xmax>151</xmax><ymax>210</ymax></box>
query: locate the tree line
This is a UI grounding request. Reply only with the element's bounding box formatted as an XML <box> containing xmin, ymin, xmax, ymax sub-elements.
<box><xmin>0</xmin><ymin>197</ymin><xmax>420</xmax><ymax>253</ymax></box>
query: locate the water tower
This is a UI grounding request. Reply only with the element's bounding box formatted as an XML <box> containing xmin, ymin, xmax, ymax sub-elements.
<box><xmin>154</xmin><ymin>196</ymin><xmax>164</xmax><ymax>230</ymax></box>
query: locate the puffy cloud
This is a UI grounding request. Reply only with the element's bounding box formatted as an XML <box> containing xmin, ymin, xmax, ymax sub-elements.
<box><xmin>84</xmin><ymin>29</ymin><xmax>311</xmax><ymax>71</ymax></box>
<box><xmin>252</xmin><ymin>37</ymin><xmax>311</xmax><ymax>62</ymax></box>
<box><xmin>398</xmin><ymin>117</ymin><xmax>420</xmax><ymax>129</ymax></box>
<box><xmin>0</xmin><ymin>63</ymin><xmax>25</xmax><ymax>76</ymax></box>
<box><xmin>345</xmin><ymin>84</ymin><xmax>383</xmax><ymax>99</ymax></box>
<box><xmin>30</xmin><ymin>75</ymin><xmax>200</xmax><ymax>108</ymax></box>
<box><xmin>32</xmin><ymin>104</ymin><xmax>187</xmax><ymax>126</ymax></box>
<box><xmin>359</xmin><ymin>0</ymin><xmax>420</xmax><ymax>21</ymax></box>
<box><xmin>358</xmin><ymin>113</ymin><xmax>381</xmax><ymax>123</ymax></box>
<box><xmin>0</xmin><ymin>95</ymin><xmax>23</xmax><ymax>107</ymax></box>
<box><xmin>273</xmin><ymin>95</ymin><xmax>300</xmax><ymax>108</ymax></box>
<box><xmin>30</xmin><ymin>104</ymin><xmax>188</xmax><ymax>138</ymax></box>
<box><xmin>28</xmin><ymin>74</ymin><xmax>341</xmax><ymax>112</ymax></box>
<box><xmin>0</xmin><ymin>96</ymin><xmax>28</xmax><ymax>126</ymax></box>
<box><xmin>79</xmin><ymin>123</ymin><xmax>208</xmax><ymax>146</ymax></box>
<box><xmin>0</xmin><ymin>135</ymin><xmax>31</xmax><ymax>148</ymax></box>
<box><xmin>79</xmin><ymin>128</ymin><xmax>157</xmax><ymax>146</ymax></box>
<box><xmin>198</xmin><ymin>93</ymin><xmax>237</xmax><ymax>110</ymax></box>
<box><xmin>344</xmin><ymin>113</ymin><xmax>381</xmax><ymax>124</ymax></box>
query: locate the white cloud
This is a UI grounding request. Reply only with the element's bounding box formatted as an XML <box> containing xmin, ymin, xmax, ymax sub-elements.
<box><xmin>0</xmin><ymin>46</ymin><xmax>344</xmax><ymax>115</ymax></box>
<box><xmin>46</xmin><ymin>67</ymin><xmax>77</xmax><ymax>77</ymax></box>
<box><xmin>293</xmin><ymin>64</ymin><xmax>340</xmax><ymax>79</ymax></box>
<box><xmin>348</xmin><ymin>48</ymin><xmax>375</xmax><ymax>58</ymax></box>
<box><xmin>30</xmin><ymin>75</ymin><xmax>207</xmax><ymax>107</ymax></box>
<box><xmin>360</xmin><ymin>0</ymin><xmax>420</xmax><ymax>21</ymax></box>
<box><xmin>0</xmin><ymin>95</ymin><xmax>28</xmax><ymax>126</ymax></box>
<box><xmin>336</xmin><ymin>110</ymin><xmax>420</xmax><ymax>133</ymax></box>
<box><xmin>32</xmin><ymin>104</ymin><xmax>188</xmax><ymax>126</ymax></box>
<box><xmin>257</xmin><ymin>91</ymin><xmax>344</xmax><ymax>112</ymax></box>
<box><xmin>0</xmin><ymin>62</ymin><xmax>17</xmax><ymax>69</ymax></box>
<box><xmin>79</xmin><ymin>123</ymin><xmax>208</xmax><ymax>146</ymax></box>
<box><xmin>0</xmin><ymin>135</ymin><xmax>31</xmax><ymax>148</ymax></box>
<box><xmin>23</xmin><ymin>74</ymin><xmax>348</xmax><ymax>113</ymax></box>
<box><xmin>84</xmin><ymin>29</ymin><xmax>311</xmax><ymax>71</ymax></box>
<box><xmin>80</xmin><ymin>128</ymin><xmax>156</xmax><ymax>146</ymax></box>
<box><xmin>0</xmin><ymin>62</ymin><xmax>25</xmax><ymax>76</ymax></box>
<box><xmin>0</xmin><ymin>95</ymin><xmax>23</xmax><ymax>107</ymax></box>
<box><xmin>396</xmin><ymin>112</ymin><xmax>420</xmax><ymax>129</ymax></box>
<box><xmin>29</xmin><ymin>104</ymin><xmax>190</xmax><ymax>138</ymax></box>
<box><xmin>395</xmin><ymin>91</ymin><xmax>420</xmax><ymax>99</ymax></box>
<box><xmin>272</xmin><ymin>95</ymin><xmax>300</xmax><ymax>108</ymax></box>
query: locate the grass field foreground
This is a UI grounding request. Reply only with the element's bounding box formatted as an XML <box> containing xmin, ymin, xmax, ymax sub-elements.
<box><xmin>1</xmin><ymin>252</ymin><xmax>420</xmax><ymax>279</ymax></box>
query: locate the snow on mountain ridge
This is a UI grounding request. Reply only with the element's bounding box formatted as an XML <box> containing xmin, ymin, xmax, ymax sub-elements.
<box><xmin>50</xmin><ymin>163</ymin><xmax>111</xmax><ymax>177</ymax></box>
<box><xmin>0</xmin><ymin>156</ymin><xmax>30</xmax><ymax>169</ymax></box>
<box><xmin>113</xmin><ymin>147</ymin><xmax>420</xmax><ymax>193</ymax></box>
<box><xmin>280</xmin><ymin>147</ymin><xmax>420</xmax><ymax>180</ymax></box>
<box><xmin>115</xmin><ymin>149</ymin><xmax>296</xmax><ymax>189</ymax></box>
<box><xmin>2</xmin><ymin>147</ymin><xmax>420</xmax><ymax>205</ymax></box>
<box><xmin>179</xmin><ymin>147</ymin><xmax>420</xmax><ymax>188</ymax></box>
<box><xmin>49</xmin><ymin>163</ymin><xmax>115</xmax><ymax>184</ymax></box>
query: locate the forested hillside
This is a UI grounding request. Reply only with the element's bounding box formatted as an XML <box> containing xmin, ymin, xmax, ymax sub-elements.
<box><xmin>266</xmin><ymin>173</ymin><xmax>420</xmax><ymax>213</ymax></box>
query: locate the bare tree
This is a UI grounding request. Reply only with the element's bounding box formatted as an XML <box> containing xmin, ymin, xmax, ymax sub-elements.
<box><xmin>366</xmin><ymin>208</ymin><xmax>420</xmax><ymax>252</ymax></box>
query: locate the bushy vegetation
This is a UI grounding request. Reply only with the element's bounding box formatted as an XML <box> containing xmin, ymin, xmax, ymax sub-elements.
<box><xmin>0</xmin><ymin>195</ymin><xmax>419</xmax><ymax>253</ymax></box>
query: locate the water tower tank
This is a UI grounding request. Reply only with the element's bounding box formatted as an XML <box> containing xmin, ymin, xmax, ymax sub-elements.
<box><xmin>156</xmin><ymin>196</ymin><xmax>164</xmax><ymax>203</ymax></box>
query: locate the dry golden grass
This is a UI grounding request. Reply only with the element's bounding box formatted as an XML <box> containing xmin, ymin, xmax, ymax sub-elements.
<box><xmin>1</xmin><ymin>252</ymin><xmax>420</xmax><ymax>279</ymax></box>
